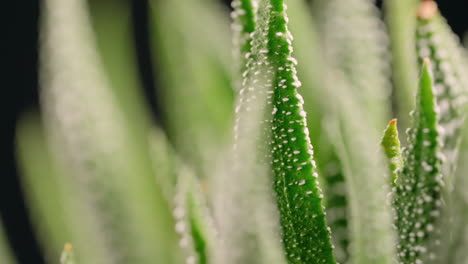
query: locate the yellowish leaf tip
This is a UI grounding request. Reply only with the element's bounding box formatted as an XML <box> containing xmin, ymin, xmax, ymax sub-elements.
<box><xmin>64</xmin><ymin>243</ymin><xmax>73</xmax><ymax>252</ymax></box>
<box><xmin>418</xmin><ymin>0</ymin><xmax>438</xmax><ymax>20</ymax></box>
<box><xmin>423</xmin><ymin>57</ymin><xmax>431</xmax><ymax>67</ymax></box>
<box><xmin>389</xmin><ymin>119</ymin><xmax>397</xmax><ymax>126</ymax></box>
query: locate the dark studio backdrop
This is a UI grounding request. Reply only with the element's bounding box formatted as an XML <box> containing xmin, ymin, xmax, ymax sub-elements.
<box><xmin>3</xmin><ymin>0</ymin><xmax>468</xmax><ymax>263</ymax></box>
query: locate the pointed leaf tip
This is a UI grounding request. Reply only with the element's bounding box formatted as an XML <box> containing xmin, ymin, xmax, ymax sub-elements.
<box><xmin>423</xmin><ymin>57</ymin><xmax>431</xmax><ymax>66</ymax></box>
<box><xmin>381</xmin><ymin>118</ymin><xmax>403</xmax><ymax>186</ymax></box>
<box><xmin>418</xmin><ymin>0</ymin><xmax>438</xmax><ymax>20</ymax></box>
<box><xmin>64</xmin><ymin>243</ymin><xmax>73</xmax><ymax>252</ymax></box>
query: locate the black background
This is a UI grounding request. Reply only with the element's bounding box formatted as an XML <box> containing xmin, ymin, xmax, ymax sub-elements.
<box><xmin>3</xmin><ymin>0</ymin><xmax>467</xmax><ymax>263</ymax></box>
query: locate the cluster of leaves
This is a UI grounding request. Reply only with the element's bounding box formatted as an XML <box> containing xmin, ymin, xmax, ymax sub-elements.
<box><xmin>4</xmin><ymin>0</ymin><xmax>468</xmax><ymax>264</ymax></box>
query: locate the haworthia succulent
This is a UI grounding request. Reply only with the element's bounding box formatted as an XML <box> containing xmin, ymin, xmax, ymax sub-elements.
<box><xmin>415</xmin><ymin>0</ymin><xmax>468</xmax><ymax>178</ymax></box>
<box><xmin>233</xmin><ymin>0</ymin><xmax>336</xmax><ymax>262</ymax></box>
<box><xmin>393</xmin><ymin>59</ymin><xmax>443</xmax><ymax>264</ymax></box>
<box><xmin>384</xmin><ymin>0</ymin><xmax>420</xmax><ymax>130</ymax></box>
<box><xmin>60</xmin><ymin>243</ymin><xmax>75</xmax><ymax>264</ymax></box>
<box><xmin>381</xmin><ymin>119</ymin><xmax>404</xmax><ymax>186</ymax></box>
<box><xmin>39</xmin><ymin>0</ymin><xmax>180</xmax><ymax>263</ymax></box>
<box><xmin>0</xmin><ymin>218</ymin><xmax>16</xmax><ymax>264</ymax></box>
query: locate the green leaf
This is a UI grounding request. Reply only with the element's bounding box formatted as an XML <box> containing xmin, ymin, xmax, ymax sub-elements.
<box><xmin>324</xmin><ymin>80</ymin><xmax>395</xmax><ymax>264</ymax></box>
<box><xmin>393</xmin><ymin>59</ymin><xmax>443</xmax><ymax>264</ymax></box>
<box><xmin>149</xmin><ymin>0</ymin><xmax>234</xmax><ymax>176</ymax></box>
<box><xmin>149</xmin><ymin>126</ymin><xmax>216</xmax><ymax>264</ymax></box>
<box><xmin>381</xmin><ymin>119</ymin><xmax>404</xmax><ymax>186</ymax></box>
<box><xmin>0</xmin><ymin>218</ymin><xmax>16</xmax><ymax>264</ymax></box>
<box><xmin>311</xmin><ymin>1</ymin><xmax>393</xmax><ymax>261</ymax></box>
<box><xmin>314</xmin><ymin>0</ymin><xmax>392</xmax><ymax>130</ymax></box>
<box><xmin>174</xmin><ymin>168</ymin><xmax>216</xmax><ymax>264</ymax></box>
<box><xmin>415</xmin><ymin>0</ymin><xmax>468</xmax><ymax>178</ymax></box>
<box><xmin>384</xmin><ymin>0</ymin><xmax>420</xmax><ymax>130</ymax></box>
<box><xmin>16</xmin><ymin>112</ymin><xmax>107</xmax><ymax>264</ymax></box>
<box><xmin>414</xmin><ymin>3</ymin><xmax>468</xmax><ymax>262</ymax></box>
<box><xmin>231</xmin><ymin>0</ymin><xmax>256</xmax><ymax>91</ymax></box>
<box><xmin>443</xmin><ymin>129</ymin><xmax>468</xmax><ymax>263</ymax></box>
<box><xmin>60</xmin><ymin>243</ymin><xmax>75</xmax><ymax>264</ymax></box>
<box><xmin>233</xmin><ymin>0</ymin><xmax>336</xmax><ymax>262</ymax></box>
<box><xmin>39</xmin><ymin>0</ymin><xmax>181</xmax><ymax>262</ymax></box>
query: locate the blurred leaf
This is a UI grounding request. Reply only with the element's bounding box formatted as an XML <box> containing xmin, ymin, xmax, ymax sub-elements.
<box><xmin>16</xmin><ymin>112</ymin><xmax>107</xmax><ymax>264</ymax></box>
<box><xmin>149</xmin><ymin>0</ymin><xmax>234</xmax><ymax>177</ymax></box>
<box><xmin>384</xmin><ymin>0</ymin><xmax>420</xmax><ymax>130</ymax></box>
<box><xmin>60</xmin><ymin>243</ymin><xmax>75</xmax><ymax>264</ymax></box>
<box><xmin>324</xmin><ymin>78</ymin><xmax>395</xmax><ymax>264</ymax></box>
<box><xmin>314</xmin><ymin>0</ymin><xmax>392</xmax><ymax>130</ymax></box>
<box><xmin>0</xmin><ymin>218</ymin><xmax>16</xmax><ymax>264</ymax></box>
<box><xmin>39</xmin><ymin>0</ymin><xmax>181</xmax><ymax>262</ymax></box>
<box><xmin>87</xmin><ymin>0</ymin><xmax>153</xmax><ymax>140</ymax></box>
<box><xmin>310</xmin><ymin>0</ymin><xmax>395</xmax><ymax>262</ymax></box>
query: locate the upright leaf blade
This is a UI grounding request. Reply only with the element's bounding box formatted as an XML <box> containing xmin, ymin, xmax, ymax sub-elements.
<box><xmin>393</xmin><ymin>59</ymin><xmax>443</xmax><ymax>264</ymax></box>
<box><xmin>231</xmin><ymin>0</ymin><xmax>256</xmax><ymax>91</ymax></box>
<box><xmin>233</xmin><ymin>0</ymin><xmax>336</xmax><ymax>262</ymax></box>
<box><xmin>384</xmin><ymin>0</ymin><xmax>420</xmax><ymax>130</ymax></box>
<box><xmin>414</xmin><ymin>2</ymin><xmax>468</xmax><ymax>262</ymax></box>
<box><xmin>415</xmin><ymin>0</ymin><xmax>468</xmax><ymax>179</ymax></box>
<box><xmin>40</xmin><ymin>0</ymin><xmax>180</xmax><ymax>262</ymax></box>
<box><xmin>381</xmin><ymin>119</ymin><xmax>404</xmax><ymax>186</ymax></box>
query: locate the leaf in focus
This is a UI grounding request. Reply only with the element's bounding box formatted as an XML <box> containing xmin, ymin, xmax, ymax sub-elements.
<box><xmin>232</xmin><ymin>0</ymin><xmax>336</xmax><ymax>262</ymax></box>
<box><xmin>393</xmin><ymin>59</ymin><xmax>443</xmax><ymax>264</ymax></box>
<box><xmin>381</xmin><ymin>119</ymin><xmax>403</xmax><ymax>186</ymax></box>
